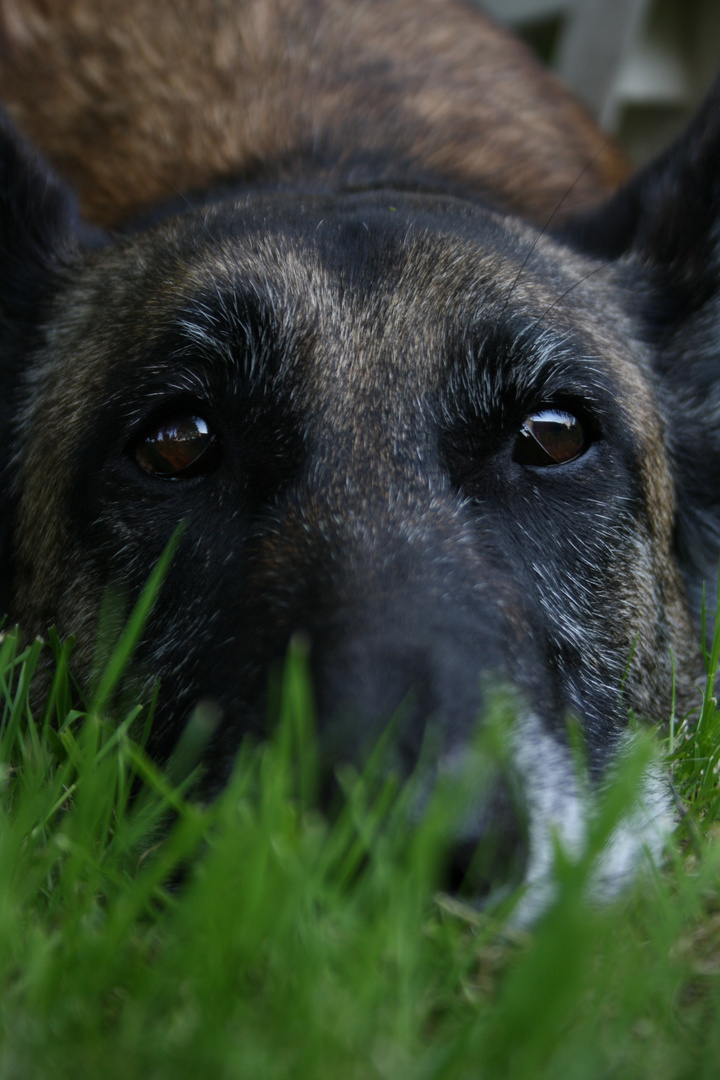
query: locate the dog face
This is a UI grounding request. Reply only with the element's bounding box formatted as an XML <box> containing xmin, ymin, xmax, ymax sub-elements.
<box><xmin>1</xmin><ymin>73</ymin><xmax>719</xmax><ymax>906</ymax></box>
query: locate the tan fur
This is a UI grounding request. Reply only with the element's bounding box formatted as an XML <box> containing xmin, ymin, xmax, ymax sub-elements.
<box><xmin>0</xmin><ymin>0</ymin><xmax>629</xmax><ymax>228</ymax></box>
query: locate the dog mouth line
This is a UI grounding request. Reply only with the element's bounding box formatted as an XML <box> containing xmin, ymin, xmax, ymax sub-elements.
<box><xmin>416</xmin><ymin>713</ymin><xmax>672</xmax><ymax>921</ymax></box>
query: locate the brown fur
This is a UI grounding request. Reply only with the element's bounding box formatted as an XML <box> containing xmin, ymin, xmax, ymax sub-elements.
<box><xmin>0</xmin><ymin>0</ymin><xmax>628</xmax><ymax>229</ymax></box>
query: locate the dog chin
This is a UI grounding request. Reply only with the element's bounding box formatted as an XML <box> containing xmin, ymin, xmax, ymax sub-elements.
<box><xmin>509</xmin><ymin>717</ymin><xmax>674</xmax><ymax>926</ymax></box>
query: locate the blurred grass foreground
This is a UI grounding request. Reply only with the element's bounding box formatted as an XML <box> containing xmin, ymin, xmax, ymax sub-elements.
<box><xmin>2</xmin><ymin>578</ymin><xmax>720</xmax><ymax>1078</ymax></box>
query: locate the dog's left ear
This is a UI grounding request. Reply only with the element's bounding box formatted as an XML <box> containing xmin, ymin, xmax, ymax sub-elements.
<box><xmin>561</xmin><ymin>75</ymin><xmax>720</xmax><ymax>619</ymax></box>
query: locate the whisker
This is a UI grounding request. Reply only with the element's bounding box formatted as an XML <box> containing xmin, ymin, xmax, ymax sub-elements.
<box><xmin>528</xmin><ymin>261</ymin><xmax>612</xmax><ymax>334</ymax></box>
<box><xmin>499</xmin><ymin>144</ymin><xmax>617</xmax><ymax>319</ymax></box>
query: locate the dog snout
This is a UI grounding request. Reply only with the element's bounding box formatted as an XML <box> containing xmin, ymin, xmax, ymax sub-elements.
<box><xmin>303</xmin><ymin>592</ymin><xmax>532</xmax><ymax>899</ymax></box>
<box><xmin>309</xmin><ymin>618</ymin><xmax>532</xmax><ymax>900</ymax></box>
<box><xmin>309</xmin><ymin>612</ymin><xmax>496</xmax><ymax>767</ymax></box>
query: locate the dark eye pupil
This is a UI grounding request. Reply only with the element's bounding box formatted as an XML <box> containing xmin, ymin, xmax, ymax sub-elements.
<box><xmin>513</xmin><ymin>409</ymin><xmax>587</xmax><ymax>467</ymax></box>
<box><xmin>134</xmin><ymin>415</ymin><xmax>220</xmax><ymax>478</ymax></box>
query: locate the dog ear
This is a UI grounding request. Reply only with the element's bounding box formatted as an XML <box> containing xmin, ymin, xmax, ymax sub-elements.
<box><xmin>561</xmin><ymin>75</ymin><xmax>720</xmax><ymax>621</ymax></box>
<box><xmin>0</xmin><ymin>107</ymin><xmax>86</xmax><ymax>346</ymax></box>
<box><xmin>0</xmin><ymin>109</ymin><xmax>96</xmax><ymax>616</ymax></box>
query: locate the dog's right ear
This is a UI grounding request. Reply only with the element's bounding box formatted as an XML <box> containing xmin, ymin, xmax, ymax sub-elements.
<box><xmin>559</xmin><ymin>76</ymin><xmax>720</xmax><ymax>624</ymax></box>
<box><xmin>0</xmin><ymin>109</ymin><xmax>99</xmax><ymax>615</ymax></box>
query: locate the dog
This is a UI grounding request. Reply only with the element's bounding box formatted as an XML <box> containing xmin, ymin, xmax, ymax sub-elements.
<box><xmin>0</xmin><ymin>0</ymin><xmax>716</xmax><ymax>911</ymax></box>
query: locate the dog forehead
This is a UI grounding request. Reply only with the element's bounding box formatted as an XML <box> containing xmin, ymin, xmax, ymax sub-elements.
<box><xmin>190</xmin><ymin>191</ymin><xmax>570</xmax><ymax>317</ymax></box>
<box><xmin>159</xmin><ymin>194</ymin><xmax>621</xmax><ymax>370</ymax></box>
<box><xmin>164</xmin><ymin>194</ymin><xmax>659</xmax><ymax>424</ymax></box>
<box><xmin>181</xmin><ymin>193</ymin><xmax>527</xmax><ymax>326</ymax></box>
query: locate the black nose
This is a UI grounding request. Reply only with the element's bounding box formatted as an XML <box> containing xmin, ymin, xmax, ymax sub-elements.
<box><xmin>311</xmin><ymin>621</ymin><xmax>490</xmax><ymax>774</ymax></box>
<box><xmin>308</xmin><ymin>614</ymin><xmax>530</xmax><ymax>902</ymax></box>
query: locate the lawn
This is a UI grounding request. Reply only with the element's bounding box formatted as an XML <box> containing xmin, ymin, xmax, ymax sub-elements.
<box><xmin>1</xmin><ymin>580</ymin><xmax>720</xmax><ymax>1078</ymax></box>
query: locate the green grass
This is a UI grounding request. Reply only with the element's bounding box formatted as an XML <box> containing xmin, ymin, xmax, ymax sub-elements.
<box><xmin>1</xmin><ymin>605</ymin><xmax>720</xmax><ymax>1080</ymax></box>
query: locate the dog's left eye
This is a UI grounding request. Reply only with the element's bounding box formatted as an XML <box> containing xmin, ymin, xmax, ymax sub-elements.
<box><xmin>513</xmin><ymin>409</ymin><xmax>587</xmax><ymax>467</ymax></box>
<box><xmin>133</xmin><ymin>415</ymin><xmax>221</xmax><ymax>478</ymax></box>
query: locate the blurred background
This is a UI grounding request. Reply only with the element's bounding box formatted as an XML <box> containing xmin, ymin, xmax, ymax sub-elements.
<box><xmin>477</xmin><ymin>0</ymin><xmax>720</xmax><ymax>164</ymax></box>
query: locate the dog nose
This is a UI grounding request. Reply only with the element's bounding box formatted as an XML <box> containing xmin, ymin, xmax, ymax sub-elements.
<box><xmin>310</xmin><ymin>621</ymin><xmax>488</xmax><ymax>772</ymax></box>
<box><xmin>307</xmin><ymin>614</ymin><xmax>530</xmax><ymax>901</ymax></box>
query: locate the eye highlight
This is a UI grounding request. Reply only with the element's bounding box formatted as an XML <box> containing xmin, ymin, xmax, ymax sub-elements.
<box><xmin>512</xmin><ymin>408</ymin><xmax>588</xmax><ymax>467</ymax></box>
<box><xmin>133</xmin><ymin>415</ymin><xmax>221</xmax><ymax>478</ymax></box>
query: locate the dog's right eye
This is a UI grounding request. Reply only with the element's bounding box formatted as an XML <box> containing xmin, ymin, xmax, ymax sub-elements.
<box><xmin>132</xmin><ymin>415</ymin><xmax>221</xmax><ymax>478</ymax></box>
<box><xmin>512</xmin><ymin>409</ymin><xmax>588</xmax><ymax>467</ymax></box>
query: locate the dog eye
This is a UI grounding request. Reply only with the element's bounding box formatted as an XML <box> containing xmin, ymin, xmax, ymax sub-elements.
<box><xmin>513</xmin><ymin>409</ymin><xmax>587</xmax><ymax>467</ymax></box>
<box><xmin>133</xmin><ymin>415</ymin><xmax>221</xmax><ymax>478</ymax></box>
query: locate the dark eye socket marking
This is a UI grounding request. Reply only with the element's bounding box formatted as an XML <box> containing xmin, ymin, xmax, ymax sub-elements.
<box><xmin>512</xmin><ymin>408</ymin><xmax>589</xmax><ymax>467</ymax></box>
<box><xmin>133</xmin><ymin>414</ymin><xmax>221</xmax><ymax>479</ymax></box>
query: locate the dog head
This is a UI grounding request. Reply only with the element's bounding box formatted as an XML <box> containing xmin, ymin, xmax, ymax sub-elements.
<box><xmin>0</xmin><ymin>83</ymin><xmax>718</xmax><ymax>905</ymax></box>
